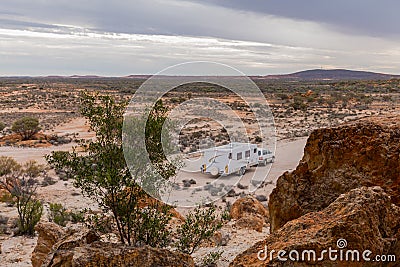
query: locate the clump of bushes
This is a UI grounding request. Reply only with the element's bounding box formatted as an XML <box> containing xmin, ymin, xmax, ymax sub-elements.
<box><xmin>48</xmin><ymin>203</ymin><xmax>85</xmax><ymax>227</ymax></box>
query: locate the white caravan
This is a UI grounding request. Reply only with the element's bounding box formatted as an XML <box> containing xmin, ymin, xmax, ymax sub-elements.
<box><xmin>199</xmin><ymin>143</ymin><xmax>259</xmax><ymax>176</ymax></box>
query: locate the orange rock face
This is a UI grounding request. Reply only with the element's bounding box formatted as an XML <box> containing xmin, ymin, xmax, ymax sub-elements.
<box><xmin>231</xmin><ymin>187</ymin><xmax>400</xmax><ymax>267</ymax></box>
<box><xmin>269</xmin><ymin>116</ymin><xmax>400</xmax><ymax>232</ymax></box>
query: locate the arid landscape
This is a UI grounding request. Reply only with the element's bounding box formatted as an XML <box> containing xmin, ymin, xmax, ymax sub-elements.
<box><xmin>2</xmin><ymin>0</ymin><xmax>400</xmax><ymax>265</ymax></box>
<box><xmin>0</xmin><ymin>73</ymin><xmax>399</xmax><ymax>266</ymax></box>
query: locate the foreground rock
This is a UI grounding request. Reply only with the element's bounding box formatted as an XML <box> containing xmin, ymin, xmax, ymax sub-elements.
<box><xmin>269</xmin><ymin>116</ymin><xmax>400</xmax><ymax>232</ymax></box>
<box><xmin>31</xmin><ymin>222</ymin><xmax>67</xmax><ymax>267</ymax></box>
<box><xmin>230</xmin><ymin>196</ymin><xmax>269</xmax><ymax>232</ymax></box>
<box><xmin>231</xmin><ymin>186</ymin><xmax>400</xmax><ymax>267</ymax></box>
<box><xmin>46</xmin><ymin>242</ymin><xmax>194</xmax><ymax>267</ymax></box>
<box><xmin>32</xmin><ymin>222</ymin><xmax>194</xmax><ymax>267</ymax></box>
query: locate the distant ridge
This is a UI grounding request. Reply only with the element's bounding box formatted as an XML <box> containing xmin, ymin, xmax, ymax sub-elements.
<box><xmin>1</xmin><ymin>69</ymin><xmax>399</xmax><ymax>80</ymax></box>
<box><xmin>263</xmin><ymin>69</ymin><xmax>400</xmax><ymax>81</ymax></box>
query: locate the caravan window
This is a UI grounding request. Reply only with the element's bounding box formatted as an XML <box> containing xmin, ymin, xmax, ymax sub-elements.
<box><xmin>258</xmin><ymin>150</ymin><xmax>261</xmax><ymax>156</ymax></box>
<box><xmin>263</xmin><ymin>150</ymin><xmax>271</xmax><ymax>155</ymax></box>
<box><xmin>253</xmin><ymin>148</ymin><xmax>257</xmax><ymax>153</ymax></box>
<box><xmin>237</xmin><ymin>152</ymin><xmax>242</xmax><ymax>160</ymax></box>
<box><xmin>245</xmin><ymin>150</ymin><xmax>250</xmax><ymax>158</ymax></box>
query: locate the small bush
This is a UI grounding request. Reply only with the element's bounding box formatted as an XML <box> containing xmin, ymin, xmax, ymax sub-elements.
<box><xmin>221</xmin><ymin>205</ymin><xmax>231</xmax><ymax>222</ymax></box>
<box><xmin>176</xmin><ymin>205</ymin><xmax>222</xmax><ymax>255</ymax></box>
<box><xmin>0</xmin><ymin>191</ymin><xmax>14</xmax><ymax>206</ymax></box>
<box><xmin>11</xmin><ymin>117</ymin><xmax>41</xmax><ymax>140</ymax></box>
<box><xmin>0</xmin><ymin>122</ymin><xmax>5</xmax><ymax>132</ymax></box>
<box><xmin>202</xmin><ymin>250</ymin><xmax>223</xmax><ymax>267</ymax></box>
<box><xmin>0</xmin><ymin>156</ymin><xmax>21</xmax><ymax>176</ymax></box>
<box><xmin>0</xmin><ymin>157</ymin><xmax>44</xmax><ymax>236</ymax></box>
<box><xmin>48</xmin><ymin>203</ymin><xmax>70</xmax><ymax>227</ymax></box>
<box><xmin>0</xmin><ymin>215</ymin><xmax>9</xmax><ymax>234</ymax></box>
<box><xmin>17</xmin><ymin>199</ymin><xmax>43</xmax><ymax>235</ymax></box>
<box><xmin>70</xmin><ymin>210</ymin><xmax>85</xmax><ymax>223</ymax></box>
<box><xmin>23</xmin><ymin>161</ymin><xmax>45</xmax><ymax>178</ymax></box>
<box><xmin>41</xmin><ymin>176</ymin><xmax>56</xmax><ymax>187</ymax></box>
<box><xmin>133</xmin><ymin>203</ymin><xmax>173</xmax><ymax>248</ymax></box>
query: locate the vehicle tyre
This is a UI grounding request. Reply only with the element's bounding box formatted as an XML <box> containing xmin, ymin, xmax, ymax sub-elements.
<box><xmin>239</xmin><ymin>166</ymin><xmax>246</xmax><ymax>175</ymax></box>
<box><xmin>210</xmin><ymin>166</ymin><xmax>219</xmax><ymax>176</ymax></box>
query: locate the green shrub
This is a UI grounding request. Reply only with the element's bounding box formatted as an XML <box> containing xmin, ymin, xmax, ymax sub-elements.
<box><xmin>0</xmin><ymin>157</ymin><xmax>44</xmax><ymax>236</ymax></box>
<box><xmin>11</xmin><ymin>116</ymin><xmax>41</xmax><ymax>140</ymax></box>
<box><xmin>48</xmin><ymin>203</ymin><xmax>70</xmax><ymax>227</ymax></box>
<box><xmin>202</xmin><ymin>250</ymin><xmax>223</xmax><ymax>267</ymax></box>
<box><xmin>176</xmin><ymin>205</ymin><xmax>222</xmax><ymax>255</ymax></box>
<box><xmin>17</xmin><ymin>199</ymin><xmax>43</xmax><ymax>235</ymax></box>
<box><xmin>0</xmin><ymin>156</ymin><xmax>21</xmax><ymax>176</ymax></box>
<box><xmin>133</xmin><ymin>202</ymin><xmax>173</xmax><ymax>248</ymax></box>
<box><xmin>70</xmin><ymin>210</ymin><xmax>85</xmax><ymax>223</ymax></box>
<box><xmin>0</xmin><ymin>122</ymin><xmax>5</xmax><ymax>132</ymax></box>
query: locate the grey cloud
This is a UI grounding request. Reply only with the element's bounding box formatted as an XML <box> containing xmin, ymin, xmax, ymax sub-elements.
<box><xmin>1</xmin><ymin>0</ymin><xmax>399</xmax><ymax>43</ymax></box>
<box><xmin>185</xmin><ymin>0</ymin><xmax>400</xmax><ymax>38</ymax></box>
<box><xmin>1</xmin><ymin>0</ymin><xmax>400</xmax><ymax>75</ymax></box>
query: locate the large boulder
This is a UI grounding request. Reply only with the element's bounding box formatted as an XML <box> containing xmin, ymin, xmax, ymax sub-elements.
<box><xmin>49</xmin><ymin>242</ymin><xmax>194</xmax><ymax>267</ymax></box>
<box><xmin>230</xmin><ymin>196</ymin><xmax>269</xmax><ymax>232</ymax></box>
<box><xmin>231</xmin><ymin>186</ymin><xmax>400</xmax><ymax>267</ymax></box>
<box><xmin>269</xmin><ymin>116</ymin><xmax>400</xmax><ymax>232</ymax></box>
<box><xmin>32</xmin><ymin>222</ymin><xmax>194</xmax><ymax>267</ymax></box>
<box><xmin>31</xmin><ymin>222</ymin><xmax>66</xmax><ymax>267</ymax></box>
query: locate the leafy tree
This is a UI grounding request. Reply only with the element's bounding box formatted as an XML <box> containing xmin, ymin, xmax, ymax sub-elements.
<box><xmin>12</xmin><ymin>117</ymin><xmax>41</xmax><ymax>140</ymax></box>
<box><xmin>46</xmin><ymin>92</ymin><xmax>176</xmax><ymax>246</ymax></box>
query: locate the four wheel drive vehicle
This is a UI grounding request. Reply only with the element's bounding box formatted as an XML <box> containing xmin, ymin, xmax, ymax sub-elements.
<box><xmin>199</xmin><ymin>142</ymin><xmax>274</xmax><ymax>176</ymax></box>
<box><xmin>257</xmin><ymin>148</ymin><xmax>275</xmax><ymax>165</ymax></box>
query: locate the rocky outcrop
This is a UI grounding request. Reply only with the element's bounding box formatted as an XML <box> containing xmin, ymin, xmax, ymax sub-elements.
<box><xmin>230</xmin><ymin>196</ymin><xmax>269</xmax><ymax>232</ymax></box>
<box><xmin>32</xmin><ymin>222</ymin><xmax>194</xmax><ymax>267</ymax></box>
<box><xmin>269</xmin><ymin>116</ymin><xmax>400</xmax><ymax>232</ymax></box>
<box><xmin>31</xmin><ymin>222</ymin><xmax>67</xmax><ymax>267</ymax></box>
<box><xmin>231</xmin><ymin>186</ymin><xmax>400</xmax><ymax>267</ymax></box>
<box><xmin>47</xmin><ymin>242</ymin><xmax>194</xmax><ymax>267</ymax></box>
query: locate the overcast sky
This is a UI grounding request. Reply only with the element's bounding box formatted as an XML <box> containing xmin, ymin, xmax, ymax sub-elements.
<box><xmin>1</xmin><ymin>0</ymin><xmax>400</xmax><ymax>76</ymax></box>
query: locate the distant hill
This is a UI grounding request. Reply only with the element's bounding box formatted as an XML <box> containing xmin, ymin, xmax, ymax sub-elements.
<box><xmin>263</xmin><ymin>69</ymin><xmax>400</xmax><ymax>81</ymax></box>
<box><xmin>2</xmin><ymin>69</ymin><xmax>399</xmax><ymax>81</ymax></box>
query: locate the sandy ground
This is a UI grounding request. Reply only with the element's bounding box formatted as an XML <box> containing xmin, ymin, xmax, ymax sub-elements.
<box><xmin>0</xmin><ymin>117</ymin><xmax>306</xmax><ymax>267</ymax></box>
<box><xmin>0</xmin><ymin>118</ymin><xmax>94</xmax><ymax>165</ymax></box>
